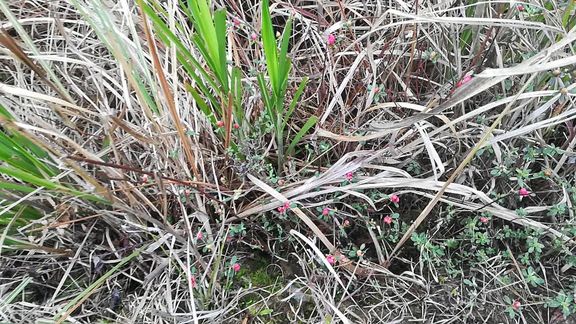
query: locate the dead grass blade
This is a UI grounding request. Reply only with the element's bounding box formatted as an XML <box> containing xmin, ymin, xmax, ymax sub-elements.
<box><xmin>137</xmin><ymin>0</ymin><xmax>199</xmax><ymax>179</ymax></box>
<box><xmin>387</xmin><ymin>67</ymin><xmax>546</xmax><ymax>263</ymax></box>
<box><xmin>246</xmin><ymin>174</ymin><xmax>373</xmax><ymax>277</ymax></box>
<box><xmin>0</xmin><ymin>29</ymin><xmax>68</xmax><ymax>100</ymax></box>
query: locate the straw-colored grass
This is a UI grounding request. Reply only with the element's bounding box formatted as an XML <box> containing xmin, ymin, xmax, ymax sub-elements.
<box><xmin>1</xmin><ymin>0</ymin><xmax>576</xmax><ymax>323</ymax></box>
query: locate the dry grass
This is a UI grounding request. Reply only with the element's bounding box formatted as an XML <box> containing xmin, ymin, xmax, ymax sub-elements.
<box><xmin>1</xmin><ymin>0</ymin><xmax>576</xmax><ymax>323</ymax></box>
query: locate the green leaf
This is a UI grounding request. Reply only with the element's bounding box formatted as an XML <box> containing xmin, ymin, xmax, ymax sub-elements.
<box><xmin>232</xmin><ymin>67</ymin><xmax>244</xmax><ymax>124</ymax></box>
<box><xmin>186</xmin><ymin>84</ymin><xmax>215</xmax><ymax>123</ymax></box>
<box><xmin>214</xmin><ymin>9</ymin><xmax>229</xmax><ymax>91</ymax></box>
<box><xmin>277</xmin><ymin>18</ymin><xmax>293</xmax><ymax>96</ymax></box>
<box><xmin>562</xmin><ymin>1</ymin><xmax>575</xmax><ymax>30</ymax></box>
<box><xmin>257</xmin><ymin>74</ymin><xmax>275</xmax><ymax>128</ymax></box>
<box><xmin>140</xmin><ymin>2</ymin><xmax>219</xmax><ymax>104</ymax></box>
<box><xmin>0</xmin><ymin>277</ymin><xmax>32</xmax><ymax>307</ymax></box>
<box><xmin>258</xmin><ymin>308</ymin><xmax>273</xmax><ymax>316</ymax></box>
<box><xmin>282</xmin><ymin>77</ymin><xmax>308</xmax><ymax>130</ymax></box>
<box><xmin>286</xmin><ymin>116</ymin><xmax>317</xmax><ymax>155</ymax></box>
<box><xmin>261</xmin><ymin>0</ymin><xmax>278</xmax><ymax>93</ymax></box>
<box><xmin>188</xmin><ymin>0</ymin><xmax>219</xmax><ymax>71</ymax></box>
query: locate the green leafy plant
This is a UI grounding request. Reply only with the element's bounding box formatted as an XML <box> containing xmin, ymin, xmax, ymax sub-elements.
<box><xmin>185</xmin><ymin>0</ymin><xmax>244</xmax><ymax>139</ymax></box>
<box><xmin>258</xmin><ymin>0</ymin><xmax>316</xmax><ymax>170</ymax></box>
<box><xmin>521</xmin><ymin>266</ymin><xmax>544</xmax><ymax>287</ymax></box>
<box><xmin>0</xmin><ymin>103</ymin><xmax>106</xmax><ymax>235</ymax></box>
<box><xmin>547</xmin><ymin>292</ymin><xmax>575</xmax><ymax>318</ymax></box>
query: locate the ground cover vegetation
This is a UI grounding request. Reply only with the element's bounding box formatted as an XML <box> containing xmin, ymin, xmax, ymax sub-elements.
<box><xmin>1</xmin><ymin>0</ymin><xmax>576</xmax><ymax>323</ymax></box>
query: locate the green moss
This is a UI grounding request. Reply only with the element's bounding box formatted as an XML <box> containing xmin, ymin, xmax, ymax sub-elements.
<box><xmin>238</xmin><ymin>257</ymin><xmax>278</xmax><ymax>288</ymax></box>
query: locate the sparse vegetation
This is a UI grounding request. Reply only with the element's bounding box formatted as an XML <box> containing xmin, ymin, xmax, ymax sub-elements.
<box><xmin>1</xmin><ymin>0</ymin><xmax>576</xmax><ymax>323</ymax></box>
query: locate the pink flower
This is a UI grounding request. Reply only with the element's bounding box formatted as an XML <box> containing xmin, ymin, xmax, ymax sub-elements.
<box><xmin>326</xmin><ymin>254</ymin><xmax>335</xmax><ymax>265</ymax></box>
<box><xmin>343</xmin><ymin>219</ymin><xmax>351</xmax><ymax>227</ymax></box>
<box><xmin>216</xmin><ymin>120</ymin><xmax>225</xmax><ymax>127</ymax></box>
<box><xmin>383</xmin><ymin>216</ymin><xmax>393</xmax><ymax>224</ymax></box>
<box><xmin>327</xmin><ymin>34</ymin><xmax>336</xmax><ymax>46</ymax></box>
<box><xmin>284</xmin><ymin>201</ymin><xmax>290</xmax><ymax>209</ymax></box>
<box><xmin>519</xmin><ymin>188</ymin><xmax>530</xmax><ymax>197</ymax></box>
<box><xmin>479</xmin><ymin>217</ymin><xmax>489</xmax><ymax>224</ymax></box>
<box><xmin>232</xmin><ymin>263</ymin><xmax>241</xmax><ymax>272</ymax></box>
<box><xmin>250</xmin><ymin>32</ymin><xmax>258</xmax><ymax>41</ymax></box>
<box><xmin>517</xmin><ymin>4</ymin><xmax>525</xmax><ymax>11</ymax></box>
<box><xmin>373</xmin><ymin>86</ymin><xmax>380</xmax><ymax>94</ymax></box>
<box><xmin>345</xmin><ymin>172</ymin><xmax>354</xmax><ymax>181</ymax></box>
<box><xmin>190</xmin><ymin>275</ymin><xmax>197</xmax><ymax>288</ymax></box>
<box><xmin>512</xmin><ymin>300</ymin><xmax>521</xmax><ymax>311</ymax></box>
<box><xmin>277</xmin><ymin>206</ymin><xmax>286</xmax><ymax>213</ymax></box>
<box><xmin>141</xmin><ymin>174</ymin><xmax>149</xmax><ymax>183</ymax></box>
<box><xmin>196</xmin><ymin>231</ymin><xmax>203</xmax><ymax>240</ymax></box>
<box><xmin>184</xmin><ymin>189</ymin><xmax>191</xmax><ymax>196</ymax></box>
<box><xmin>390</xmin><ymin>194</ymin><xmax>400</xmax><ymax>204</ymax></box>
<box><xmin>456</xmin><ymin>74</ymin><xmax>473</xmax><ymax>88</ymax></box>
<box><xmin>233</xmin><ymin>17</ymin><xmax>241</xmax><ymax>27</ymax></box>
<box><xmin>233</xmin><ymin>123</ymin><xmax>240</xmax><ymax>129</ymax></box>
<box><xmin>322</xmin><ymin>207</ymin><xmax>330</xmax><ymax>216</ymax></box>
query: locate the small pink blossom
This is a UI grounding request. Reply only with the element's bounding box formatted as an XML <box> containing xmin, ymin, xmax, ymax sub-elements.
<box><xmin>326</xmin><ymin>254</ymin><xmax>335</xmax><ymax>265</ymax></box>
<box><xmin>456</xmin><ymin>74</ymin><xmax>473</xmax><ymax>88</ymax></box>
<box><xmin>479</xmin><ymin>217</ymin><xmax>489</xmax><ymax>224</ymax></box>
<box><xmin>519</xmin><ymin>188</ymin><xmax>530</xmax><ymax>197</ymax></box>
<box><xmin>345</xmin><ymin>172</ymin><xmax>354</xmax><ymax>181</ymax></box>
<box><xmin>184</xmin><ymin>189</ymin><xmax>191</xmax><ymax>196</ymax></box>
<box><xmin>327</xmin><ymin>34</ymin><xmax>336</xmax><ymax>46</ymax></box>
<box><xmin>517</xmin><ymin>4</ymin><xmax>525</xmax><ymax>11</ymax></box>
<box><xmin>190</xmin><ymin>275</ymin><xmax>197</xmax><ymax>288</ymax></box>
<box><xmin>512</xmin><ymin>300</ymin><xmax>521</xmax><ymax>310</ymax></box>
<box><xmin>277</xmin><ymin>206</ymin><xmax>286</xmax><ymax>213</ymax></box>
<box><xmin>141</xmin><ymin>174</ymin><xmax>149</xmax><ymax>183</ymax></box>
<box><xmin>284</xmin><ymin>201</ymin><xmax>290</xmax><ymax>209</ymax></box>
<box><xmin>250</xmin><ymin>32</ymin><xmax>258</xmax><ymax>41</ymax></box>
<box><xmin>216</xmin><ymin>120</ymin><xmax>225</xmax><ymax>127</ymax></box>
<box><xmin>233</xmin><ymin>17</ymin><xmax>241</xmax><ymax>27</ymax></box>
<box><xmin>233</xmin><ymin>123</ymin><xmax>240</xmax><ymax>129</ymax></box>
<box><xmin>196</xmin><ymin>231</ymin><xmax>203</xmax><ymax>240</ymax></box>
<box><xmin>343</xmin><ymin>219</ymin><xmax>351</xmax><ymax>227</ymax></box>
<box><xmin>232</xmin><ymin>263</ymin><xmax>241</xmax><ymax>272</ymax></box>
<box><xmin>322</xmin><ymin>207</ymin><xmax>330</xmax><ymax>216</ymax></box>
<box><xmin>383</xmin><ymin>216</ymin><xmax>393</xmax><ymax>224</ymax></box>
<box><xmin>373</xmin><ymin>86</ymin><xmax>380</xmax><ymax>94</ymax></box>
<box><xmin>390</xmin><ymin>194</ymin><xmax>400</xmax><ymax>204</ymax></box>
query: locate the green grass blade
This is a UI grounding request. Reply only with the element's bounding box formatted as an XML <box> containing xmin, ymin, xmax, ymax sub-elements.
<box><xmin>187</xmin><ymin>0</ymin><xmax>220</xmax><ymax>77</ymax></box>
<box><xmin>186</xmin><ymin>84</ymin><xmax>216</xmax><ymax>123</ymax></box>
<box><xmin>0</xmin><ymin>132</ymin><xmax>55</xmax><ymax>177</ymax></box>
<box><xmin>232</xmin><ymin>67</ymin><xmax>244</xmax><ymax>125</ymax></box>
<box><xmin>278</xmin><ymin>19</ymin><xmax>293</xmax><ymax>92</ymax></box>
<box><xmin>0</xmin><ymin>277</ymin><xmax>32</xmax><ymax>308</ymax></box>
<box><xmin>257</xmin><ymin>73</ymin><xmax>275</xmax><ymax>128</ymax></box>
<box><xmin>191</xmin><ymin>34</ymin><xmax>220</xmax><ymax>81</ymax></box>
<box><xmin>282</xmin><ymin>77</ymin><xmax>308</xmax><ymax>130</ymax></box>
<box><xmin>562</xmin><ymin>1</ymin><xmax>575</xmax><ymax>31</ymax></box>
<box><xmin>0</xmin><ymin>181</ymin><xmax>36</xmax><ymax>193</ymax></box>
<box><xmin>54</xmin><ymin>247</ymin><xmax>142</xmax><ymax>323</ymax></box>
<box><xmin>0</xmin><ymin>166</ymin><xmax>68</xmax><ymax>191</ymax></box>
<box><xmin>261</xmin><ymin>0</ymin><xmax>279</xmax><ymax>94</ymax></box>
<box><xmin>286</xmin><ymin>116</ymin><xmax>318</xmax><ymax>156</ymax></box>
<box><xmin>214</xmin><ymin>9</ymin><xmax>229</xmax><ymax>91</ymax></box>
<box><xmin>140</xmin><ymin>2</ymin><xmax>219</xmax><ymax>96</ymax></box>
<box><xmin>0</xmin><ymin>166</ymin><xmax>105</xmax><ymax>203</ymax></box>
